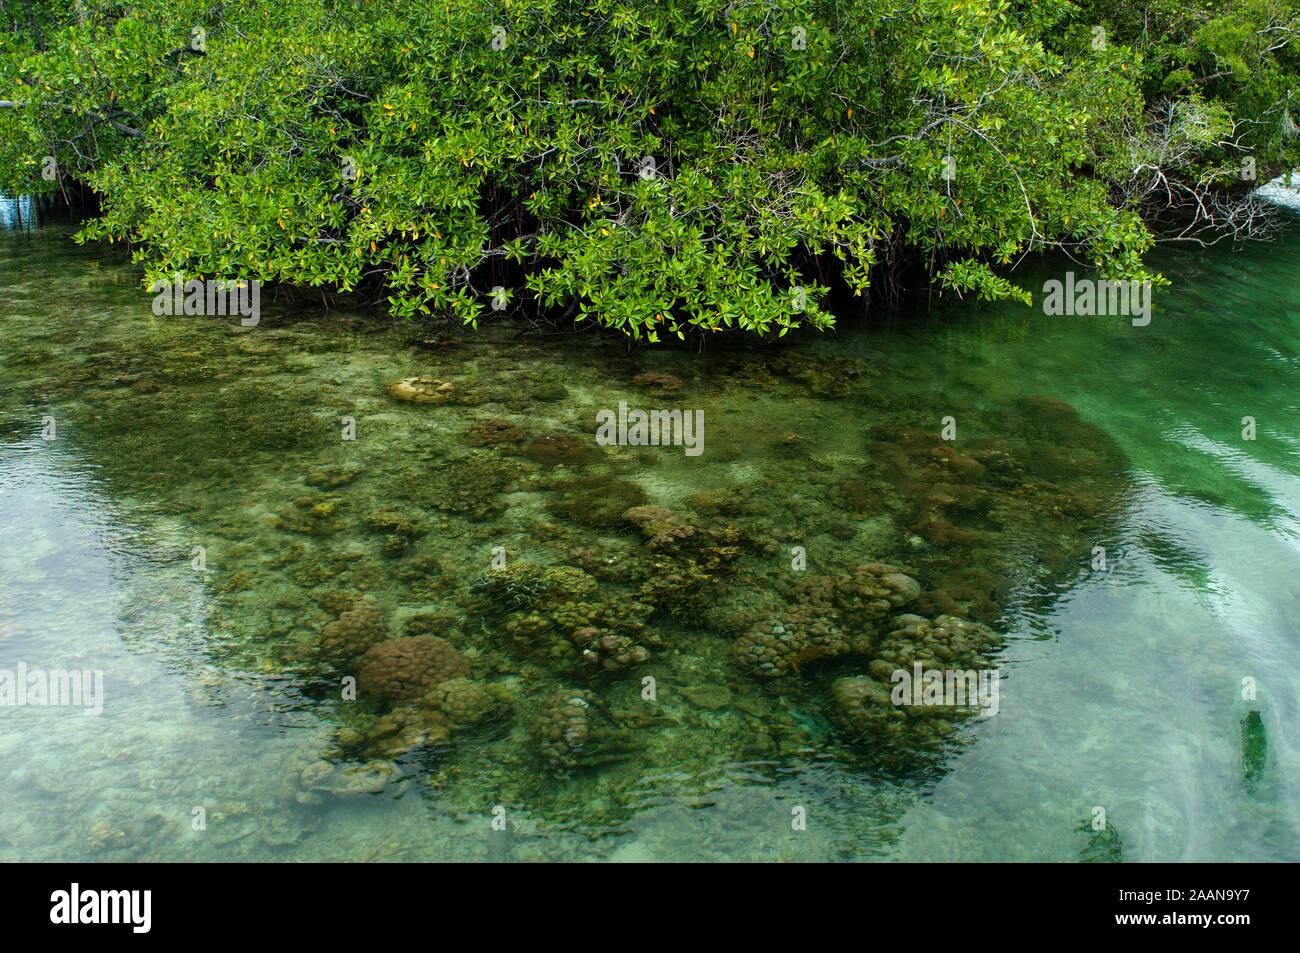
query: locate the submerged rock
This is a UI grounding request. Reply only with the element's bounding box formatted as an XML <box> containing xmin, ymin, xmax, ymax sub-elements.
<box><xmin>680</xmin><ymin>683</ymin><xmax>734</xmax><ymax>711</ymax></box>
<box><xmin>299</xmin><ymin>759</ymin><xmax>401</xmax><ymax>797</ymax></box>
<box><xmin>306</xmin><ymin>463</ymin><xmax>363</xmax><ymax>489</ymax></box>
<box><xmin>386</xmin><ymin>377</ymin><xmax>482</xmax><ymax>405</ymax></box>
<box><xmin>832</xmin><ymin>563</ymin><xmax>916</xmax><ymax>628</ymax></box>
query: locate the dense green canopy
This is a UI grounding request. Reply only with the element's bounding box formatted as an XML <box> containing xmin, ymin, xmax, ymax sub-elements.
<box><xmin>2</xmin><ymin>0</ymin><xmax>1297</xmax><ymax>338</ymax></box>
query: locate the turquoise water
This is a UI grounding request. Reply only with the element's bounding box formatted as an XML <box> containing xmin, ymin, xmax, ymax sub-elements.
<box><xmin>1</xmin><ymin>204</ymin><xmax>1296</xmax><ymax>861</ymax></box>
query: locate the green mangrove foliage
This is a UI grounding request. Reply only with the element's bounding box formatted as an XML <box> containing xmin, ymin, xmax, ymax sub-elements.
<box><xmin>2</xmin><ymin>0</ymin><xmax>1298</xmax><ymax>338</ymax></box>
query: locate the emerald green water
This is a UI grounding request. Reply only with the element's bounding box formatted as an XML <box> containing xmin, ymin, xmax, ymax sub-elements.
<box><xmin>1</xmin><ymin>207</ymin><xmax>1297</xmax><ymax>862</ymax></box>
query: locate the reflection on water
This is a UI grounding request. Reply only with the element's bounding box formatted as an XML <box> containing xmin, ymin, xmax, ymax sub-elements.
<box><xmin>0</xmin><ymin>195</ymin><xmax>34</xmax><ymax>230</ymax></box>
<box><xmin>1</xmin><ymin>217</ymin><xmax>1297</xmax><ymax>861</ymax></box>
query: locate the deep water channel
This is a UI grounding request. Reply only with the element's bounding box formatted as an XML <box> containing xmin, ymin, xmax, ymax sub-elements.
<box><xmin>1</xmin><ymin>208</ymin><xmax>1297</xmax><ymax>861</ymax></box>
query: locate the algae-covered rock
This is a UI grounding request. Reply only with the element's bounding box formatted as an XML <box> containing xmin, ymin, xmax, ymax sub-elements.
<box><xmin>879</xmin><ymin>571</ymin><xmax>922</xmax><ymax>606</ymax></box>
<box><xmin>830</xmin><ymin>675</ymin><xmax>900</xmax><ymax>733</ymax></box>
<box><xmin>832</xmin><ymin>563</ymin><xmax>906</xmax><ymax>629</ymax></box>
<box><xmin>828</xmin><ymin>673</ymin><xmax>964</xmax><ymax>765</ymax></box>
<box><xmin>363</xmin><ymin>705</ymin><xmax>453</xmax><ymax>756</ymax></box>
<box><xmin>362</xmin><ymin>509</ymin><xmax>424</xmax><ymax>538</ymax></box>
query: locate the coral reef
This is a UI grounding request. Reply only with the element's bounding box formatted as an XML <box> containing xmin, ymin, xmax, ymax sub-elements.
<box><xmin>734</xmin><ymin>609</ymin><xmax>852</xmax><ymax>679</ymax></box>
<box><xmin>469</xmin><ymin>564</ymin><xmax>550</xmax><ymax>614</ymax></box>
<box><xmin>631</xmin><ymin>371</ymin><xmax>683</xmax><ymax>393</ymax></box>
<box><xmin>546</xmin><ymin>476</ymin><xmax>647</xmax><ymax>528</ymax></box>
<box><xmin>622</xmin><ymin>505</ymin><xmax>696</xmax><ymax>549</ymax></box>
<box><xmin>853</xmin><ymin>402</ymin><xmax>1128</xmax><ymax>623</ymax></box>
<box><xmin>536</xmin><ymin>690</ymin><xmax>636</xmax><ymax>773</ymax></box>
<box><xmin>826</xmin><ymin>613</ymin><xmax>1004</xmax><ymax>770</ymax></box>
<box><xmin>362</xmin><ymin>508</ymin><xmax>425</xmax><ymax>556</ymax></box>
<box><xmin>399</xmin><ymin>456</ymin><xmax>514</xmax><ymax>521</ymax></box>
<box><xmin>731</xmin><ymin>564</ymin><xmax>924</xmax><ymax>679</ymax></box>
<box><xmin>319</xmin><ymin>598</ymin><xmax>389</xmax><ymax>663</ymax></box>
<box><xmin>870</xmin><ymin>614</ymin><xmax>1004</xmax><ymax>672</ymax></box>
<box><xmin>570</xmin><ymin>626</ymin><xmax>650</xmax><ymax>671</ymax></box>
<box><xmin>480</xmin><ymin>565</ymin><xmax>654</xmax><ymax>675</ymax></box>
<box><xmin>526</xmin><ymin>434</ymin><xmax>601</xmax><ymax>468</ymax></box>
<box><xmin>357</xmin><ymin>636</ymin><xmax>470</xmax><ymax>703</ymax></box>
<box><xmin>424</xmin><ymin>677</ymin><xmax>511</xmax><ymax>727</ymax></box>
<box><xmin>461</xmin><ymin>419</ymin><xmax>527</xmax><ymax>446</ymax></box>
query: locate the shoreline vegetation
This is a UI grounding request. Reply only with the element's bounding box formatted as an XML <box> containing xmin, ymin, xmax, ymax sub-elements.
<box><xmin>2</xmin><ymin>1</ymin><xmax>1299</xmax><ymax>343</ymax></box>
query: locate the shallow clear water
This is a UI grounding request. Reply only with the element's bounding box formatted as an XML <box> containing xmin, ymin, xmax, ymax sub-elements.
<box><xmin>1</xmin><ymin>205</ymin><xmax>1297</xmax><ymax>862</ymax></box>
